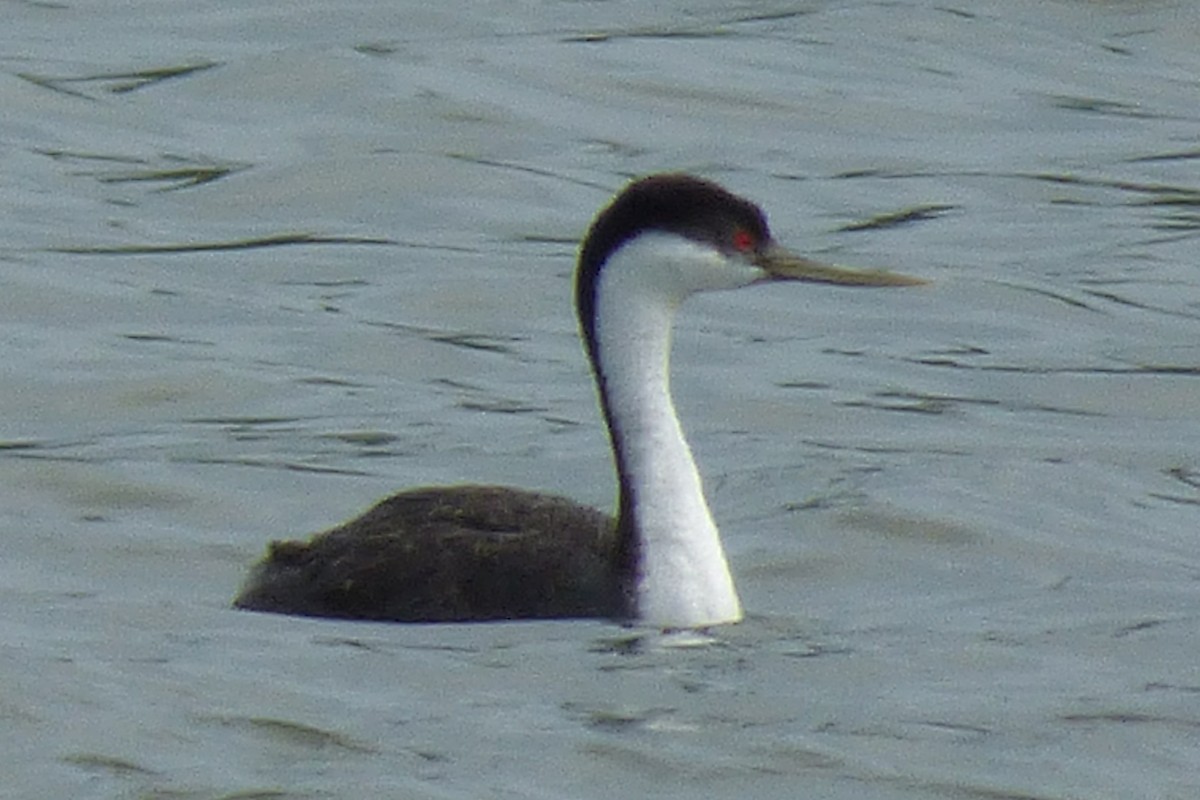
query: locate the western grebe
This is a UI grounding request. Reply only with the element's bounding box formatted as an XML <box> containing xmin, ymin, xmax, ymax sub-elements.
<box><xmin>233</xmin><ymin>173</ymin><xmax>923</xmax><ymax>628</ymax></box>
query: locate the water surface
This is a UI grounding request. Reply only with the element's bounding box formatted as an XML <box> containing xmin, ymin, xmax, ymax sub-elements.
<box><xmin>2</xmin><ymin>1</ymin><xmax>1198</xmax><ymax>797</ymax></box>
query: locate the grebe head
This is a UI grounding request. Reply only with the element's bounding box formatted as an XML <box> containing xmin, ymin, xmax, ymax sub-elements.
<box><xmin>577</xmin><ymin>174</ymin><xmax>925</xmax><ymax>339</ymax></box>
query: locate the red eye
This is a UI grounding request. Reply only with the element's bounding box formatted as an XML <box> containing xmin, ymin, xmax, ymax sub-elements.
<box><xmin>732</xmin><ymin>229</ymin><xmax>756</xmax><ymax>252</ymax></box>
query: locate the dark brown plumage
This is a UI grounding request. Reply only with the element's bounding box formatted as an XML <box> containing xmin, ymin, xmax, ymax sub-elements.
<box><xmin>234</xmin><ymin>486</ymin><xmax>630</xmax><ymax>621</ymax></box>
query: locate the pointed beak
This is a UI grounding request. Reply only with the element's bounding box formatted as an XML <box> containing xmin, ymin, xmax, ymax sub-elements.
<box><xmin>754</xmin><ymin>243</ymin><xmax>927</xmax><ymax>287</ymax></box>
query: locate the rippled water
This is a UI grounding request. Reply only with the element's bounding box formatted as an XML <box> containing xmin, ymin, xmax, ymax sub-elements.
<box><xmin>2</xmin><ymin>1</ymin><xmax>1198</xmax><ymax>798</ymax></box>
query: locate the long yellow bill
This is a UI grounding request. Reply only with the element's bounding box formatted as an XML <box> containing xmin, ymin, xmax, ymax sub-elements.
<box><xmin>756</xmin><ymin>244</ymin><xmax>927</xmax><ymax>287</ymax></box>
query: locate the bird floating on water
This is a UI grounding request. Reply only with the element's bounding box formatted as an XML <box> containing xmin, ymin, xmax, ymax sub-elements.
<box><xmin>234</xmin><ymin>173</ymin><xmax>924</xmax><ymax>629</ymax></box>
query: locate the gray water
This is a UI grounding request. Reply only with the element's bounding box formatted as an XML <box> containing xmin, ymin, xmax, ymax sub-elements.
<box><xmin>2</xmin><ymin>1</ymin><xmax>1199</xmax><ymax>798</ymax></box>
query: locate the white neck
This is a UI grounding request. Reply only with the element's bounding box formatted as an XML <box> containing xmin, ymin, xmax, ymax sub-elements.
<box><xmin>592</xmin><ymin>235</ymin><xmax>745</xmax><ymax>628</ymax></box>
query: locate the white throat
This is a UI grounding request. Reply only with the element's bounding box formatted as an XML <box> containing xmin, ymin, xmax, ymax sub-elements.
<box><xmin>592</xmin><ymin>234</ymin><xmax>746</xmax><ymax>628</ymax></box>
